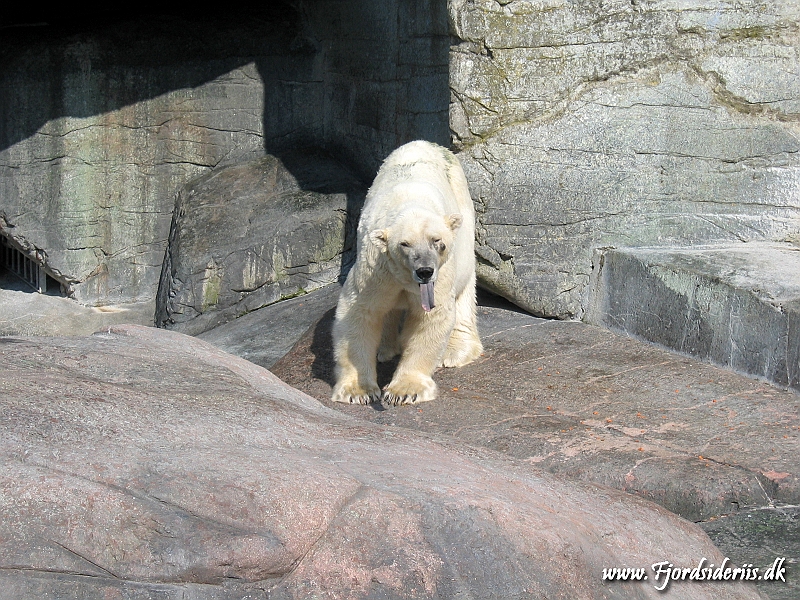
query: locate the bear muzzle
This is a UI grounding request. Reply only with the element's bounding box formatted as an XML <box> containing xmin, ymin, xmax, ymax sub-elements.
<box><xmin>414</xmin><ymin>267</ymin><xmax>434</xmax><ymax>283</ymax></box>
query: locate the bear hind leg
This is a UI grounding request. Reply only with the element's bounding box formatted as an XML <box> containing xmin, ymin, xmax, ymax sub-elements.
<box><xmin>377</xmin><ymin>309</ymin><xmax>404</xmax><ymax>363</ymax></box>
<box><xmin>441</xmin><ymin>276</ymin><xmax>483</xmax><ymax>368</ymax></box>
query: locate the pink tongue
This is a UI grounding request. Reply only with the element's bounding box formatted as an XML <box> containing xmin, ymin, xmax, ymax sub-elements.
<box><xmin>420</xmin><ymin>281</ymin><xmax>435</xmax><ymax>312</ymax></box>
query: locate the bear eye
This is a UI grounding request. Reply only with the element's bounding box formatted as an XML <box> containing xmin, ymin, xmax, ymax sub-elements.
<box><xmin>399</xmin><ymin>241</ymin><xmax>411</xmax><ymax>248</ymax></box>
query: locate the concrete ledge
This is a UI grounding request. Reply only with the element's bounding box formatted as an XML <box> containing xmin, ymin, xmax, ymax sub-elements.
<box><xmin>586</xmin><ymin>243</ymin><xmax>800</xmax><ymax>392</ymax></box>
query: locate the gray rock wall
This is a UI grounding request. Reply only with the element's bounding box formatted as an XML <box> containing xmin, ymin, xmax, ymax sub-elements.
<box><xmin>7</xmin><ymin>2</ymin><xmax>794</xmax><ymax>321</ymax></box>
<box><xmin>0</xmin><ymin>4</ymin><xmax>449</xmax><ymax>307</ymax></box>
<box><xmin>449</xmin><ymin>0</ymin><xmax>800</xmax><ymax>318</ymax></box>
<box><xmin>0</xmin><ymin>10</ymin><xmax>318</xmax><ymax>305</ymax></box>
<box><xmin>585</xmin><ymin>244</ymin><xmax>800</xmax><ymax>392</ymax></box>
<box><xmin>305</xmin><ymin>0</ymin><xmax>450</xmax><ymax>179</ymax></box>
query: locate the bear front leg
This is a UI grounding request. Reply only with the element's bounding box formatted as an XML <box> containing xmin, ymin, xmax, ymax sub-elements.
<box><xmin>331</xmin><ymin>303</ymin><xmax>383</xmax><ymax>405</ymax></box>
<box><xmin>383</xmin><ymin>307</ymin><xmax>454</xmax><ymax>406</ymax></box>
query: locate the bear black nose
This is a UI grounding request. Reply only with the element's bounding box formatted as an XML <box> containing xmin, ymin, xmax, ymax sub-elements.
<box><xmin>415</xmin><ymin>267</ymin><xmax>434</xmax><ymax>282</ymax></box>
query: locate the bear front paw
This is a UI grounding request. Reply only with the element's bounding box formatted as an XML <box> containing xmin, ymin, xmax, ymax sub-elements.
<box><xmin>383</xmin><ymin>374</ymin><xmax>437</xmax><ymax>406</ymax></box>
<box><xmin>331</xmin><ymin>382</ymin><xmax>382</xmax><ymax>405</ymax></box>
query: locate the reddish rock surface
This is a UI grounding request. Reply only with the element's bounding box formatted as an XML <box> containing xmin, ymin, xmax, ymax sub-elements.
<box><xmin>272</xmin><ymin>303</ymin><xmax>799</xmax><ymax>524</ymax></box>
<box><xmin>0</xmin><ymin>325</ymin><xmax>765</xmax><ymax>599</ymax></box>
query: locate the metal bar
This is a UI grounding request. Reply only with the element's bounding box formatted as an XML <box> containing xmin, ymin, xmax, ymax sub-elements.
<box><xmin>1</xmin><ymin>235</ymin><xmax>47</xmax><ymax>293</ymax></box>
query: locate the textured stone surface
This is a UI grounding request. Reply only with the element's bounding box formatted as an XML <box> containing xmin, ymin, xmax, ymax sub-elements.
<box><xmin>155</xmin><ymin>153</ymin><xmax>364</xmax><ymax>335</ymax></box>
<box><xmin>0</xmin><ymin>288</ymin><xmax>153</xmax><ymax>337</ymax></box>
<box><xmin>0</xmin><ymin>9</ymin><xmax>311</xmax><ymax>305</ymax></box>
<box><xmin>586</xmin><ymin>243</ymin><xmax>800</xmax><ymax>392</ymax></box>
<box><xmin>0</xmin><ymin>325</ymin><xmax>763</xmax><ymax>599</ymax></box>
<box><xmin>303</xmin><ymin>0</ymin><xmax>450</xmax><ymax>180</ymax></box>
<box><xmin>272</xmin><ymin>292</ymin><xmax>800</xmax><ymax>526</ymax></box>
<box><xmin>0</xmin><ymin>3</ymin><xmax>449</xmax><ymax>307</ymax></box>
<box><xmin>449</xmin><ymin>0</ymin><xmax>800</xmax><ymax>318</ymax></box>
<box><xmin>701</xmin><ymin>505</ymin><xmax>799</xmax><ymax>600</ymax></box>
<box><xmin>198</xmin><ymin>283</ymin><xmax>340</xmax><ymax>369</ymax></box>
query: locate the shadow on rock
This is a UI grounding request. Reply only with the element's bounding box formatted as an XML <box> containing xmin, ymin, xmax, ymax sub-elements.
<box><xmin>309</xmin><ymin>308</ymin><xmax>336</xmax><ymax>386</ymax></box>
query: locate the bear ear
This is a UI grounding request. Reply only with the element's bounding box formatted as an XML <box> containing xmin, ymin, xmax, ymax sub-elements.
<box><xmin>445</xmin><ymin>213</ymin><xmax>463</xmax><ymax>231</ymax></box>
<box><xmin>369</xmin><ymin>229</ymin><xmax>389</xmax><ymax>252</ymax></box>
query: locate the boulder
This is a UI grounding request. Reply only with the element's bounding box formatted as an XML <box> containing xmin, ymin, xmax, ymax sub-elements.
<box><xmin>155</xmin><ymin>152</ymin><xmax>365</xmax><ymax>335</ymax></box>
<box><xmin>585</xmin><ymin>243</ymin><xmax>800</xmax><ymax>392</ymax></box>
<box><xmin>449</xmin><ymin>0</ymin><xmax>800</xmax><ymax>318</ymax></box>
<box><xmin>0</xmin><ymin>325</ymin><xmax>762</xmax><ymax>599</ymax></box>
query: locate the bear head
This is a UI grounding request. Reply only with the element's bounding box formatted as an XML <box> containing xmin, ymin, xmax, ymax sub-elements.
<box><xmin>369</xmin><ymin>210</ymin><xmax>462</xmax><ymax>312</ymax></box>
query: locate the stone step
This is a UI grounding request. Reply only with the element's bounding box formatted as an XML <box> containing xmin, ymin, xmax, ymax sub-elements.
<box><xmin>586</xmin><ymin>243</ymin><xmax>800</xmax><ymax>393</ymax></box>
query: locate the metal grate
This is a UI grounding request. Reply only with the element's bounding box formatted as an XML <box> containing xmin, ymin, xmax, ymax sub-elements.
<box><xmin>1</xmin><ymin>235</ymin><xmax>48</xmax><ymax>293</ymax></box>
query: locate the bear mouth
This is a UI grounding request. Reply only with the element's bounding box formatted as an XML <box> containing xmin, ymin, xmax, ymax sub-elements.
<box><xmin>420</xmin><ymin>281</ymin><xmax>435</xmax><ymax>312</ymax></box>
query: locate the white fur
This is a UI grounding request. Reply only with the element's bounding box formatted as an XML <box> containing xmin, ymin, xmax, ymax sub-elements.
<box><xmin>332</xmin><ymin>141</ymin><xmax>483</xmax><ymax>405</ymax></box>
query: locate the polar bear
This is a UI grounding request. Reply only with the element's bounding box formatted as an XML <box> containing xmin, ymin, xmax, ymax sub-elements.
<box><xmin>332</xmin><ymin>140</ymin><xmax>483</xmax><ymax>405</ymax></box>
